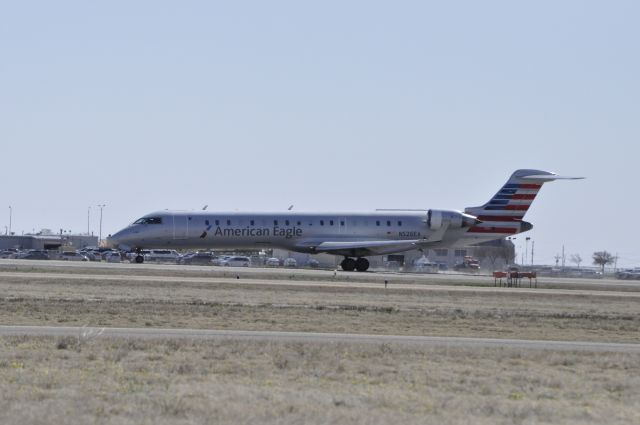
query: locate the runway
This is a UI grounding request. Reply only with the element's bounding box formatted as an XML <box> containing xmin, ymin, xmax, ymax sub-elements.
<box><xmin>2</xmin><ymin>270</ymin><xmax>639</xmax><ymax>299</ymax></box>
<box><xmin>3</xmin><ymin>259</ymin><xmax>639</xmax><ymax>291</ymax></box>
<box><xmin>2</xmin><ymin>260</ymin><xmax>639</xmax><ymax>346</ymax></box>
<box><xmin>2</xmin><ymin>325</ymin><xmax>639</xmax><ymax>353</ymax></box>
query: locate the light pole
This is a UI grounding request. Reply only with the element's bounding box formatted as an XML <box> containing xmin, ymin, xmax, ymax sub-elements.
<box><xmin>87</xmin><ymin>206</ymin><xmax>91</xmax><ymax>236</ymax></box>
<box><xmin>97</xmin><ymin>204</ymin><xmax>106</xmax><ymax>245</ymax></box>
<box><xmin>8</xmin><ymin>206</ymin><xmax>12</xmax><ymax>235</ymax></box>
<box><xmin>531</xmin><ymin>240</ymin><xmax>534</xmax><ymax>266</ymax></box>
<box><xmin>507</xmin><ymin>237</ymin><xmax>516</xmax><ymax>265</ymax></box>
<box><xmin>525</xmin><ymin>237</ymin><xmax>530</xmax><ymax>268</ymax></box>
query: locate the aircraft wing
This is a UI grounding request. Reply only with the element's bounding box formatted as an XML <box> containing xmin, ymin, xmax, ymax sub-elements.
<box><xmin>298</xmin><ymin>239</ymin><xmax>423</xmax><ymax>257</ymax></box>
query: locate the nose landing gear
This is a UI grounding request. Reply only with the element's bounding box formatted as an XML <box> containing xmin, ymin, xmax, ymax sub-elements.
<box><xmin>340</xmin><ymin>257</ymin><xmax>370</xmax><ymax>272</ymax></box>
<box><xmin>134</xmin><ymin>248</ymin><xmax>144</xmax><ymax>264</ymax></box>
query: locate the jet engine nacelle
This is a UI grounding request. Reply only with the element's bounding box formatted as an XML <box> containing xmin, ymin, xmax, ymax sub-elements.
<box><xmin>427</xmin><ymin>209</ymin><xmax>480</xmax><ymax>230</ymax></box>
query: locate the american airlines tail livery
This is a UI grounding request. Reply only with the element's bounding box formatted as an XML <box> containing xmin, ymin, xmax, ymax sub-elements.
<box><xmin>106</xmin><ymin>169</ymin><xmax>582</xmax><ymax>271</ymax></box>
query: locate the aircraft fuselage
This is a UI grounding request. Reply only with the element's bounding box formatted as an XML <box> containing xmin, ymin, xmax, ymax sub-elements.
<box><xmin>107</xmin><ymin>210</ymin><xmax>475</xmax><ymax>255</ymax></box>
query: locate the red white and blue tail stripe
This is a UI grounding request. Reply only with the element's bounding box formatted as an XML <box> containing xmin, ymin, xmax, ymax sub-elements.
<box><xmin>464</xmin><ymin>169</ymin><xmax>582</xmax><ymax>237</ymax></box>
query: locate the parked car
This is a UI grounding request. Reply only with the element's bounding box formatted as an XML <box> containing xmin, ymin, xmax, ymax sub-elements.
<box><xmin>22</xmin><ymin>250</ymin><xmax>50</xmax><ymax>260</ymax></box>
<box><xmin>219</xmin><ymin>256</ymin><xmax>251</xmax><ymax>267</ymax></box>
<box><xmin>212</xmin><ymin>255</ymin><xmax>233</xmax><ymax>266</ymax></box>
<box><xmin>82</xmin><ymin>251</ymin><xmax>101</xmax><ymax>261</ymax></box>
<box><xmin>616</xmin><ymin>268</ymin><xmax>640</xmax><ymax>280</ymax></box>
<box><xmin>143</xmin><ymin>249</ymin><xmax>180</xmax><ymax>263</ymax></box>
<box><xmin>306</xmin><ymin>258</ymin><xmax>320</xmax><ymax>268</ymax></box>
<box><xmin>181</xmin><ymin>252</ymin><xmax>215</xmax><ymax>265</ymax></box>
<box><xmin>454</xmin><ymin>256</ymin><xmax>480</xmax><ymax>273</ymax></box>
<box><xmin>413</xmin><ymin>256</ymin><xmax>439</xmax><ymax>273</ymax></box>
<box><xmin>265</xmin><ymin>257</ymin><xmax>281</xmax><ymax>267</ymax></box>
<box><xmin>178</xmin><ymin>252</ymin><xmax>195</xmax><ymax>264</ymax></box>
<box><xmin>283</xmin><ymin>258</ymin><xmax>297</xmax><ymax>268</ymax></box>
<box><xmin>104</xmin><ymin>252</ymin><xmax>122</xmax><ymax>263</ymax></box>
<box><xmin>0</xmin><ymin>250</ymin><xmax>17</xmax><ymax>258</ymax></box>
<box><xmin>60</xmin><ymin>251</ymin><xmax>89</xmax><ymax>261</ymax></box>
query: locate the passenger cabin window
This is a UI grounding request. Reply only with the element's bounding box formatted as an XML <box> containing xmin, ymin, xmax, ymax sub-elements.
<box><xmin>274</xmin><ymin>220</ymin><xmax>278</xmax><ymax>226</ymax></box>
<box><xmin>226</xmin><ymin>219</ymin><xmax>231</xmax><ymax>226</ymax></box>
<box><xmin>297</xmin><ymin>221</ymin><xmax>301</xmax><ymax>226</ymax></box>
<box><xmin>134</xmin><ymin>217</ymin><xmax>162</xmax><ymax>225</ymax></box>
<box><xmin>387</xmin><ymin>220</ymin><xmax>391</xmax><ymax>227</ymax></box>
<box><xmin>285</xmin><ymin>220</ymin><xmax>290</xmax><ymax>226</ymax></box>
<box><xmin>215</xmin><ymin>220</ymin><xmax>220</xmax><ymax>226</ymax></box>
<box><xmin>250</xmin><ymin>220</ymin><xmax>255</xmax><ymax>226</ymax></box>
<box><xmin>340</xmin><ymin>221</ymin><xmax>345</xmax><ymax>226</ymax></box>
<box><xmin>320</xmin><ymin>220</ymin><xmax>324</xmax><ymax>226</ymax></box>
<box><xmin>398</xmin><ymin>221</ymin><xmax>402</xmax><ymax>226</ymax></box>
<box><xmin>330</xmin><ymin>220</ymin><xmax>334</xmax><ymax>226</ymax></box>
<box><xmin>376</xmin><ymin>221</ymin><xmax>380</xmax><ymax>226</ymax></box>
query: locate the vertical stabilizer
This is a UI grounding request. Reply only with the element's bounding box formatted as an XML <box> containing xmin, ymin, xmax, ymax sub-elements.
<box><xmin>464</xmin><ymin>169</ymin><xmax>583</xmax><ymax>236</ymax></box>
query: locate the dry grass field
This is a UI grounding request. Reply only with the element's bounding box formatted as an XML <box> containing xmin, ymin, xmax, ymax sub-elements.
<box><xmin>1</xmin><ymin>335</ymin><xmax>639</xmax><ymax>425</ymax></box>
<box><xmin>0</xmin><ymin>269</ymin><xmax>638</xmax><ymax>343</ymax></box>
<box><xmin>1</xmin><ymin>261</ymin><xmax>639</xmax><ymax>424</ymax></box>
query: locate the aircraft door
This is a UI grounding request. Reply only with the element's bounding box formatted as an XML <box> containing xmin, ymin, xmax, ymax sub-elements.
<box><xmin>173</xmin><ymin>215</ymin><xmax>189</xmax><ymax>239</ymax></box>
<box><xmin>339</xmin><ymin>217</ymin><xmax>347</xmax><ymax>235</ymax></box>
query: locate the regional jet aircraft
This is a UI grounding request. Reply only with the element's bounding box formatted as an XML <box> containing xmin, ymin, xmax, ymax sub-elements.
<box><xmin>106</xmin><ymin>169</ymin><xmax>581</xmax><ymax>271</ymax></box>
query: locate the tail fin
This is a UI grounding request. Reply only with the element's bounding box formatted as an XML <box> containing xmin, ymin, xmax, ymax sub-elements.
<box><xmin>465</xmin><ymin>169</ymin><xmax>583</xmax><ymax>235</ymax></box>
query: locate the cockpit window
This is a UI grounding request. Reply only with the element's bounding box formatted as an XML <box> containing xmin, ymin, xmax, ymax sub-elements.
<box><xmin>133</xmin><ymin>217</ymin><xmax>163</xmax><ymax>225</ymax></box>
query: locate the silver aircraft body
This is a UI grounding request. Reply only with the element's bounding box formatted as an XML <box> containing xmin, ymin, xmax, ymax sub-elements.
<box><xmin>106</xmin><ymin>169</ymin><xmax>582</xmax><ymax>271</ymax></box>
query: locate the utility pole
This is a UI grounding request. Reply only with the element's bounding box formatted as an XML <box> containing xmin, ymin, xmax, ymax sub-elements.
<box><xmin>8</xmin><ymin>206</ymin><xmax>12</xmax><ymax>235</ymax></box>
<box><xmin>525</xmin><ymin>237</ymin><xmax>530</xmax><ymax>268</ymax></box>
<box><xmin>87</xmin><ymin>206</ymin><xmax>91</xmax><ymax>236</ymax></box>
<box><xmin>97</xmin><ymin>204</ymin><xmax>106</xmax><ymax>245</ymax></box>
<box><xmin>561</xmin><ymin>245</ymin><xmax>566</xmax><ymax>270</ymax></box>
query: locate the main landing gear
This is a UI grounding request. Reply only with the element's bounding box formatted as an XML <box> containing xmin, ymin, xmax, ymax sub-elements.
<box><xmin>341</xmin><ymin>257</ymin><xmax>369</xmax><ymax>272</ymax></box>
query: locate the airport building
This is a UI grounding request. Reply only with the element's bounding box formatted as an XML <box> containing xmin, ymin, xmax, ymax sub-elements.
<box><xmin>0</xmin><ymin>233</ymin><xmax>98</xmax><ymax>251</ymax></box>
<box><xmin>273</xmin><ymin>238</ymin><xmax>515</xmax><ymax>271</ymax></box>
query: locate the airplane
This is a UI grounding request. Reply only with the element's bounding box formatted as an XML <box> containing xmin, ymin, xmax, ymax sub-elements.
<box><xmin>105</xmin><ymin>169</ymin><xmax>582</xmax><ymax>271</ymax></box>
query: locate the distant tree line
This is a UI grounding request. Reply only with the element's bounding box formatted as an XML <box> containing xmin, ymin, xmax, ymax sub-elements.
<box><xmin>473</xmin><ymin>245</ymin><xmax>618</xmax><ymax>273</ymax></box>
<box><xmin>592</xmin><ymin>251</ymin><xmax>616</xmax><ymax>273</ymax></box>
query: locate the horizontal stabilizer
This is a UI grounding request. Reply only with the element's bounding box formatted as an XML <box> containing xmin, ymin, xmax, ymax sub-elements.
<box><xmin>520</xmin><ymin>173</ymin><xmax>584</xmax><ymax>181</ymax></box>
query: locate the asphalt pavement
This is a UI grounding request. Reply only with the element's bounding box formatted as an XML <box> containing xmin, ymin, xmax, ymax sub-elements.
<box><xmin>2</xmin><ymin>325</ymin><xmax>639</xmax><ymax>353</ymax></box>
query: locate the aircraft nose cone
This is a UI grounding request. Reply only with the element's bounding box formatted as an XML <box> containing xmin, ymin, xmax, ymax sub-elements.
<box><xmin>104</xmin><ymin>234</ymin><xmax>116</xmax><ymax>249</ymax></box>
<box><xmin>104</xmin><ymin>230</ymin><xmax>132</xmax><ymax>251</ymax></box>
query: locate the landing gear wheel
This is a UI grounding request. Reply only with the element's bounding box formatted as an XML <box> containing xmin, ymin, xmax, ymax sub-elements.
<box><xmin>341</xmin><ymin>258</ymin><xmax>356</xmax><ymax>272</ymax></box>
<box><xmin>135</xmin><ymin>255</ymin><xmax>144</xmax><ymax>264</ymax></box>
<box><xmin>355</xmin><ymin>258</ymin><xmax>370</xmax><ymax>272</ymax></box>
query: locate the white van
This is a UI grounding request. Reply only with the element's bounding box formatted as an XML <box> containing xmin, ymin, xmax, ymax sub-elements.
<box><xmin>61</xmin><ymin>251</ymin><xmax>89</xmax><ymax>261</ymax></box>
<box><xmin>220</xmin><ymin>256</ymin><xmax>251</xmax><ymax>267</ymax></box>
<box><xmin>142</xmin><ymin>249</ymin><xmax>180</xmax><ymax>263</ymax></box>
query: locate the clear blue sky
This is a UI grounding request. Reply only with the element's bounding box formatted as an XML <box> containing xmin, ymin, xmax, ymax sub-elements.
<box><xmin>1</xmin><ymin>1</ymin><xmax>638</xmax><ymax>266</ymax></box>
